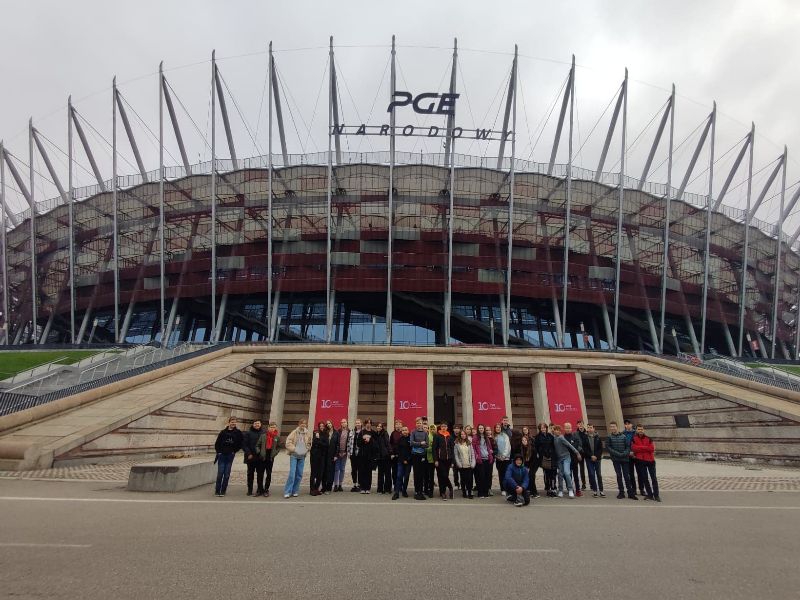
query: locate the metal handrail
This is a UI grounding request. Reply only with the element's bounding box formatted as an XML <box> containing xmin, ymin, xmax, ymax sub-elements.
<box><xmin>2</xmin><ymin>356</ymin><xmax>71</xmax><ymax>385</ymax></box>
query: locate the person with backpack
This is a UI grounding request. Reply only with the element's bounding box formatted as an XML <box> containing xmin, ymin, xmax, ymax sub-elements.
<box><xmin>214</xmin><ymin>416</ymin><xmax>244</xmax><ymax>497</ymax></box>
<box><xmin>607</xmin><ymin>421</ymin><xmax>637</xmax><ymax>500</ymax></box>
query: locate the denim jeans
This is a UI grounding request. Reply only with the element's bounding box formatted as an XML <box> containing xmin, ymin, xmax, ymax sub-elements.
<box><xmin>612</xmin><ymin>459</ymin><xmax>634</xmax><ymax>495</ymax></box>
<box><xmin>333</xmin><ymin>456</ymin><xmax>347</xmax><ymax>487</ymax></box>
<box><xmin>557</xmin><ymin>456</ymin><xmax>574</xmax><ymax>492</ymax></box>
<box><xmin>284</xmin><ymin>454</ymin><xmax>306</xmax><ymax>496</ymax></box>
<box><xmin>586</xmin><ymin>458</ymin><xmax>604</xmax><ymax>492</ymax></box>
<box><xmin>215</xmin><ymin>452</ymin><xmax>235</xmax><ymax>495</ymax></box>
<box><xmin>395</xmin><ymin>461</ymin><xmax>409</xmax><ymax>493</ymax></box>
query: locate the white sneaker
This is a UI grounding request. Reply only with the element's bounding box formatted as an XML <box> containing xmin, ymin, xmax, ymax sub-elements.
<box><xmin>557</xmin><ymin>491</ymin><xmax>564</xmax><ymax>498</ymax></box>
<box><xmin>501</xmin><ymin>491</ymin><xmax>507</xmax><ymax>496</ymax></box>
<box><xmin>284</xmin><ymin>494</ymin><xmax>291</xmax><ymax>499</ymax></box>
<box><xmin>568</xmin><ymin>491</ymin><xmax>575</xmax><ymax>498</ymax></box>
<box><xmin>291</xmin><ymin>493</ymin><xmax>298</xmax><ymax>497</ymax></box>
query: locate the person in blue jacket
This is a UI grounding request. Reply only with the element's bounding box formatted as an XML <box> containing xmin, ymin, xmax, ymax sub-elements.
<box><xmin>503</xmin><ymin>454</ymin><xmax>531</xmax><ymax>507</ymax></box>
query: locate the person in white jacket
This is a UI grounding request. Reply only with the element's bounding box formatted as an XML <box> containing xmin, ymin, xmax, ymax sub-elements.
<box><xmin>453</xmin><ymin>429</ymin><xmax>477</xmax><ymax>499</ymax></box>
<box><xmin>283</xmin><ymin>419</ymin><xmax>312</xmax><ymax>498</ymax></box>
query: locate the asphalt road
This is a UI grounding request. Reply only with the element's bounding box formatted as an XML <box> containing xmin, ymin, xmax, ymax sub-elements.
<box><xmin>0</xmin><ymin>479</ymin><xmax>798</xmax><ymax>600</ymax></box>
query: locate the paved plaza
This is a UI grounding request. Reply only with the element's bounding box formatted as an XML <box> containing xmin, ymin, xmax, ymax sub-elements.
<box><xmin>0</xmin><ymin>457</ymin><xmax>799</xmax><ymax>599</ymax></box>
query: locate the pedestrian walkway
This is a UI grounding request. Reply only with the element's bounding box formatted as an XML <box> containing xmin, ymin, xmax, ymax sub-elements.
<box><xmin>2</xmin><ymin>455</ymin><xmax>799</xmax><ymax>491</ymax></box>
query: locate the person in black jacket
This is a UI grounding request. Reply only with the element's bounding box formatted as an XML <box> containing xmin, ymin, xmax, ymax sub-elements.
<box><xmin>585</xmin><ymin>423</ymin><xmax>605</xmax><ymax>497</ymax></box>
<box><xmin>356</xmin><ymin>419</ymin><xmax>377</xmax><ymax>493</ymax></box>
<box><xmin>375</xmin><ymin>422</ymin><xmax>392</xmax><ymax>494</ymax></box>
<box><xmin>392</xmin><ymin>426</ymin><xmax>412</xmax><ymax>500</ymax></box>
<box><xmin>214</xmin><ymin>416</ymin><xmax>244</xmax><ymax>497</ymax></box>
<box><xmin>309</xmin><ymin>421</ymin><xmax>329</xmax><ymax>496</ymax></box>
<box><xmin>323</xmin><ymin>420</ymin><xmax>338</xmax><ymax>494</ymax></box>
<box><xmin>576</xmin><ymin>420</ymin><xmax>591</xmax><ymax>493</ymax></box>
<box><xmin>534</xmin><ymin>423</ymin><xmax>556</xmax><ymax>497</ymax></box>
<box><xmin>242</xmin><ymin>420</ymin><xmax>266</xmax><ymax>496</ymax></box>
<box><xmin>563</xmin><ymin>422</ymin><xmax>584</xmax><ymax>496</ymax></box>
<box><xmin>432</xmin><ymin>422</ymin><xmax>455</xmax><ymax>500</ymax></box>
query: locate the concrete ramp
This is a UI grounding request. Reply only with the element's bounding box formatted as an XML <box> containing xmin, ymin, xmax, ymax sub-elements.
<box><xmin>0</xmin><ymin>349</ymin><xmax>263</xmax><ymax>470</ymax></box>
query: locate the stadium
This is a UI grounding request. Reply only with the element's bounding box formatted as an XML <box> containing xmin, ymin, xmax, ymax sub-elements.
<box><xmin>1</xmin><ymin>40</ymin><xmax>799</xmax><ymax>361</ymax></box>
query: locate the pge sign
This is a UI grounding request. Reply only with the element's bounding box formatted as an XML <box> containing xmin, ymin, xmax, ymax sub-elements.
<box><xmin>388</xmin><ymin>91</ymin><xmax>460</xmax><ymax>116</ymax></box>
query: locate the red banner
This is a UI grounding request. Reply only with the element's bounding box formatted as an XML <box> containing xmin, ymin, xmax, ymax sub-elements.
<box><xmin>314</xmin><ymin>368</ymin><xmax>351</xmax><ymax>426</ymax></box>
<box><xmin>544</xmin><ymin>372</ymin><xmax>584</xmax><ymax>428</ymax></box>
<box><xmin>470</xmin><ymin>370</ymin><xmax>506</xmax><ymax>428</ymax></box>
<box><xmin>393</xmin><ymin>369</ymin><xmax>428</xmax><ymax>426</ymax></box>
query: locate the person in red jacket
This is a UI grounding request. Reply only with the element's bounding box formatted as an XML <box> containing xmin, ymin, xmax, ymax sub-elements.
<box><xmin>631</xmin><ymin>425</ymin><xmax>661</xmax><ymax>502</ymax></box>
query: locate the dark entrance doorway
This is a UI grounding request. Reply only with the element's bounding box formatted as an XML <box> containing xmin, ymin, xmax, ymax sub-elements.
<box><xmin>433</xmin><ymin>393</ymin><xmax>456</xmax><ymax>430</ymax></box>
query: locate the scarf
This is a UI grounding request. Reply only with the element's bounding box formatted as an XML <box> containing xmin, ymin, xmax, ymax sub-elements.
<box><xmin>266</xmin><ymin>430</ymin><xmax>278</xmax><ymax>450</ymax></box>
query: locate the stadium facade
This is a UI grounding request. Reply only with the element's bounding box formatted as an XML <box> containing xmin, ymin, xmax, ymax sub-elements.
<box><xmin>1</xmin><ymin>40</ymin><xmax>799</xmax><ymax>359</ymax></box>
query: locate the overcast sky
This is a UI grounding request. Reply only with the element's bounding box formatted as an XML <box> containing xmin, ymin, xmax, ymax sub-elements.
<box><xmin>1</xmin><ymin>0</ymin><xmax>799</xmax><ymax>232</ymax></box>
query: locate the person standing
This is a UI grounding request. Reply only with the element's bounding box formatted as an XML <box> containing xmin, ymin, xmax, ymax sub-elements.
<box><xmin>389</xmin><ymin>420</ymin><xmax>404</xmax><ymax>493</ymax></box>
<box><xmin>425</xmin><ymin>424</ymin><xmax>437</xmax><ymax>498</ymax></box>
<box><xmin>375</xmin><ymin>422</ymin><xmax>392</xmax><ymax>494</ymax></box>
<box><xmin>453</xmin><ymin>429</ymin><xmax>475</xmax><ymax>499</ymax></box>
<box><xmin>256</xmin><ymin>421</ymin><xmax>280</xmax><ymax>497</ymax></box>
<box><xmin>409</xmin><ymin>418</ymin><xmax>430</xmax><ymax>500</ymax></box>
<box><xmin>534</xmin><ymin>422</ymin><xmax>556</xmax><ymax>497</ymax></box>
<box><xmin>332</xmin><ymin>418</ymin><xmax>349</xmax><ymax>493</ymax></box>
<box><xmin>503</xmin><ymin>454</ymin><xmax>531</xmax><ymax>507</ymax></box>
<box><xmin>553</xmin><ymin>425</ymin><xmax>581</xmax><ymax>498</ymax></box>
<box><xmin>451</xmin><ymin>424</ymin><xmax>462</xmax><ymax>490</ymax></box>
<box><xmin>357</xmin><ymin>419</ymin><xmax>377</xmax><ymax>494</ymax></box>
<box><xmin>432</xmin><ymin>422</ymin><xmax>454</xmax><ymax>500</ymax></box>
<box><xmin>607</xmin><ymin>421</ymin><xmax>637</xmax><ymax>500</ymax></box>
<box><xmin>563</xmin><ymin>422</ymin><xmax>584</xmax><ymax>497</ymax></box>
<box><xmin>493</xmin><ymin>423</ymin><xmax>512</xmax><ymax>496</ymax></box>
<box><xmin>392</xmin><ymin>425</ymin><xmax>412</xmax><ymax>500</ymax></box>
<box><xmin>348</xmin><ymin>418</ymin><xmax>363</xmax><ymax>492</ymax></box>
<box><xmin>309</xmin><ymin>421</ymin><xmax>329</xmax><ymax>496</ymax></box>
<box><xmin>623</xmin><ymin>419</ymin><xmax>641</xmax><ymax>496</ymax></box>
<box><xmin>585</xmin><ymin>423</ymin><xmax>605</xmax><ymax>497</ymax></box>
<box><xmin>214</xmin><ymin>416</ymin><xmax>244</xmax><ymax>497</ymax></box>
<box><xmin>322</xmin><ymin>420</ymin><xmax>338</xmax><ymax>494</ymax></box>
<box><xmin>242</xmin><ymin>419</ymin><xmax>265</xmax><ymax>497</ymax></box>
<box><xmin>631</xmin><ymin>425</ymin><xmax>661</xmax><ymax>502</ymax></box>
<box><xmin>283</xmin><ymin>419</ymin><xmax>312</xmax><ymax>498</ymax></box>
<box><xmin>472</xmin><ymin>424</ymin><xmax>495</xmax><ymax>498</ymax></box>
<box><xmin>520</xmin><ymin>434</ymin><xmax>538</xmax><ymax>498</ymax></box>
<box><xmin>576</xmin><ymin>420</ymin><xmax>591</xmax><ymax>493</ymax></box>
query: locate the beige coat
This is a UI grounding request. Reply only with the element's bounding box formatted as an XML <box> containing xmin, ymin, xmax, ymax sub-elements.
<box><xmin>284</xmin><ymin>427</ymin><xmax>312</xmax><ymax>456</ymax></box>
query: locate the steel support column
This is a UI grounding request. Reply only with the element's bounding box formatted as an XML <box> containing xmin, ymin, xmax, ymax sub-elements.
<box><xmin>771</xmin><ymin>147</ymin><xmax>788</xmax><ymax>358</ymax></box>
<box><xmin>325</xmin><ymin>37</ymin><xmax>335</xmax><ymax>341</ymax></box>
<box><xmin>444</xmin><ymin>39</ymin><xmax>458</xmax><ymax>345</ymax></box>
<box><xmin>559</xmin><ymin>56</ymin><xmax>575</xmax><ymax>347</ymax></box>
<box><xmin>213</xmin><ymin>64</ymin><xmax>238</xmax><ymax>170</ymax></box>
<box><xmin>612</xmin><ymin>70</ymin><xmax>628</xmax><ymax>349</ymax></box>
<box><xmin>158</xmin><ymin>62</ymin><xmax>166</xmax><ymax>342</ymax></box>
<box><xmin>210</xmin><ymin>51</ymin><xmax>218</xmax><ymax>340</ymax></box>
<box><xmin>28</xmin><ymin>120</ymin><xmax>37</xmax><ymax>343</ymax></box>
<box><xmin>111</xmin><ymin>79</ymin><xmax>120</xmax><ymax>343</ymax></box>
<box><xmin>67</xmin><ymin>98</ymin><xmax>76</xmax><ymax>344</ymax></box>
<box><xmin>699</xmin><ymin>103</ymin><xmax>716</xmax><ymax>356</ymax></box>
<box><xmin>267</xmin><ymin>42</ymin><xmax>274</xmax><ymax>340</ymax></box>
<box><xmin>737</xmin><ymin>123</ymin><xmax>755</xmax><ymax>357</ymax></box>
<box><xmin>0</xmin><ymin>141</ymin><xmax>7</xmax><ymax>344</ymax></box>
<box><xmin>270</xmin><ymin>48</ymin><xmax>289</xmax><ymax>165</ymax></box>
<box><xmin>503</xmin><ymin>45</ymin><xmax>518</xmax><ymax>347</ymax></box>
<box><xmin>386</xmin><ymin>35</ymin><xmax>396</xmax><ymax>344</ymax></box>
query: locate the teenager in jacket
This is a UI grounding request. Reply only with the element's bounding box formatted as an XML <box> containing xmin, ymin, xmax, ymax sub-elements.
<box><xmin>563</xmin><ymin>422</ymin><xmax>584</xmax><ymax>496</ymax></box>
<box><xmin>576</xmin><ymin>420</ymin><xmax>591</xmax><ymax>493</ymax></box>
<box><xmin>453</xmin><ymin>429</ymin><xmax>476</xmax><ymax>499</ymax></box>
<box><xmin>309</xmin><ymin>421</ymin><xmax>329</xmax><ymax>496</ymax></box>
<box><xmin>348</xmin><ymin>418</ymin><xmax>363</xmax><ymax>492</ymax></box>
<box><xmin>255</xmin><ymin>421</ymin><xmax>280</xmax><ymax>497</ymax></box>
<box><xmin>375</xmin><ymin>422</ymin><xmax>392</xmax><ymax>494</ymax></box>
<box><xmin>623</xmin><ymin>419</ymin><xmax>641</xmax><ymax>496</ymax></box>
<box><xmin>493</xmin><ymin>423</ymin><xmax>512</xmax><ymax>497</ymax></box>
<box><xmin>356</xmin><ymin>419</ymin><xmax>377</xmax><ymax>493</ymax></box>
<box><xmin>389</xmin><ymin>420</ymin><xmax>404</xmax><ymax>493</ymax></box>
<box><xmin>553</xmin><ymin>424</ymin><xmax>582</xmax><ymax>498</ymax></box>
<box><xmin>503</xmin><ymin>454</ymin><xmax>531</xmax><ymax>506</ymax></box>
<box><xmin>323</xmin><ymin>420</ymin><xmax>338</xmax><ymax>494</ymax></box>
<box><xmin>409</xmin><ymin>418</ymin><xmax>430</xmax><ymax>500</ymax></box>
<box><xmin>283</xmin><ymin>419</ymin><xmax>312</xmax><ymax>498</ymax></box>
<box><xmin>392</xmin><ymin>425</ymin><xmax>413</xmax><ymax>500</ymax></box>
<box><xmin>585</xmin><ymin>423</ymin><xmax>605</xmax><ymax>497</ymax></box>
<box><xmin>432</xmin><ymin>422</ymin><xmax>454</xmax><ymax>500</ymax></box>
<box><xmin>472</xmin><ymin>424</ymin><xmax>495</xmax><ymax>498</ymax></box>
<box><xmin>607</xmin><ymin>421</ymin><xmax>637</xmax><ymax>500</ymax></box>
<box><xmin>519</xmin><ymin>434</ymin><xmax>538</xmax><ymax>497</ymax></box>
<box><xmin>451</xmin><ymin>424</ymin><xmax>462</xmax><ymax>490</ymax></box>
<box><xmin>214</xmin><ymin>416</ymin><xmax>244</xmax><ymax>497</ymax></box>
<box><xmin>425</xmin><ymin>423</ymin><xmax>437</xmax><ymax>497</ymax></box>
<box><xmin>534</xmin><ymin>423</ymin><xmax>556</xmax><ymax>496</ymax></box>
<box><xmin>242</xmin><ymin>420</ymin><xmax>265</xmax><ymax>497</ymax></box>
<box><xmin>631</xmin><ymin>425</ymin><xmax>661</xmax><ymax>502</ymax></box>
<box><xmin>332</xmin><ymin>418</ymin><xmax>349</xmax><ymax>493</ymax></box>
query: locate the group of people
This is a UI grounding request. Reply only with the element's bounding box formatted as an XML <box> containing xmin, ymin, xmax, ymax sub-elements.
<box><xmin>213</xmin><ymin>415</ymin><xmax>662</xmax><ymax>504</ymax></box>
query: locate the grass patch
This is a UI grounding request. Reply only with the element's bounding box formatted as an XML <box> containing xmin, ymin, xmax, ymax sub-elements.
<box><xmin>745</xmin><ymin>363</ymin><xmax>800</xmax><ymax>376</ymax></box>
<box><xmin>0</xmin><ymin>350</ymin><xmax>105</xmax><ymax>379</ymax></box>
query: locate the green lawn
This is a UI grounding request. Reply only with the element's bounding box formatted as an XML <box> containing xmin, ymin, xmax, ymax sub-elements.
<box><xmin>745</xmin><ymin>363</ymin><xmax>800</xmax><ymax>376</ymax></box>
<box><xmin>0</xmin><ymin>350</ymin><xmax>105</xmax><ymax>380</ymax></box>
